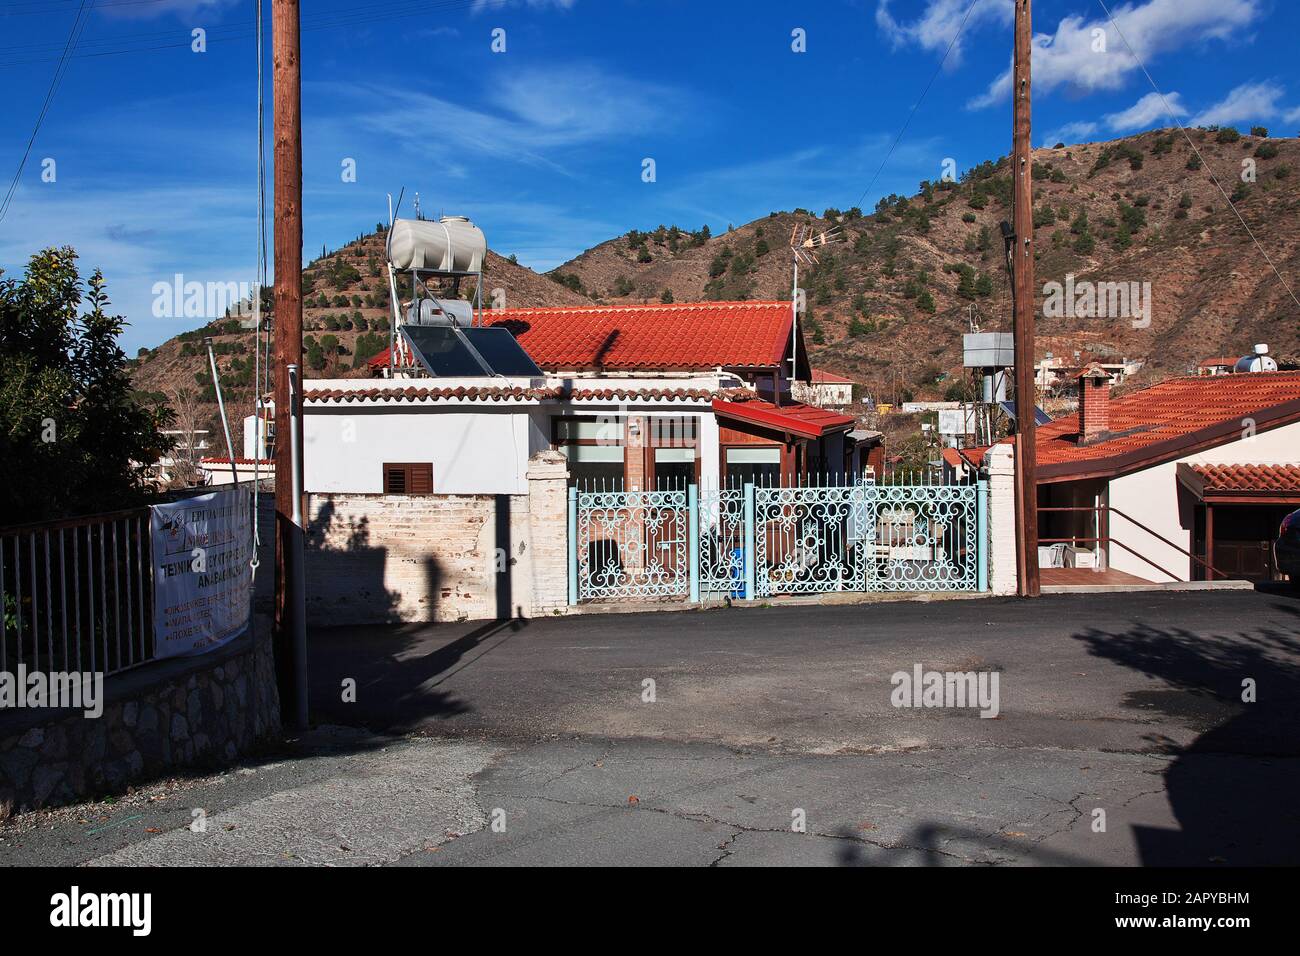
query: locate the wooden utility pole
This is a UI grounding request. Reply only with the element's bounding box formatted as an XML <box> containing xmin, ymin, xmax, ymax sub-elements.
<box><xmin>1011</xmin><ymin>0</ymin><xmax>1041</xmax><ymax>597</ymax></box>
<box><xmin>272</xmin><ymin>0</ymin><xmax>307</xmax><ymax>724</ymax></box>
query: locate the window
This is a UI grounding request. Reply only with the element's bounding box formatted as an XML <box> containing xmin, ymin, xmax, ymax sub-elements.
<box><xmin>654</xmin><ymin>447</ymin><xmax>696</xmax><ymax>489</ymax></box>
<box><xmin>560</xmin><ymin>445</ymin><xmax>625</xmax><ymax>491</ymax></box>
<box><xmin>383</xmin><ymin>462</ymin><xmax>433</xmax><ymax>494</ymax></box>
<box><xmin>554</xmin><ymin>417</ymin><xmax>626</xmax><ymax>491</ymax></box>
<box><xmin>725</xmin><ymin>446</ymin><xmax>781</xmax><ymax>486</ymax></box>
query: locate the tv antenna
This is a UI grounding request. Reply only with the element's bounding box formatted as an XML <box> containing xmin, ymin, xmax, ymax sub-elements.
<box><xmin>788</xmin><ymin>222</ymin><xmax>842</xmax><ymax>388</ymax></box>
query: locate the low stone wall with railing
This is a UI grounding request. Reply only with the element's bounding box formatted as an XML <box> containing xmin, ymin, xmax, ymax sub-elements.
<box><xmin>0</xmin><ymin>616</ymin><xmax>279</xmax><ymax>819</ymax></box>
<box><xmin>0</xmin><ymin>483</ymin><xmax>280</xmax><ymax>818</ymax></box>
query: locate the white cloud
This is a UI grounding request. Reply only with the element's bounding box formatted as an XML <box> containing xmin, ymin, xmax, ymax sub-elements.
<box><xmin>311</xmin><ymin>64</ymin><xmax>683</xmax><ymax>177</ymax></box>
<box><xmin>968</xmin><ymin>0</ymin><xmax>1261</xmax><ymax>109</ymax></box>
<box><xmin>1104</xmin><ymin>91</ymin><xmax>1187</xmax><ymax>131</ymax></box>
<box><xmin>1191</xmin><ymin>81</ymin><xmax>1285</xmax><ymax>127</ymax></box>
<box><xmin>875</xmin><ymin>0</ymin><xmax>1013</xmax><ymax>66</ymax></box>
<box><xmin>470</xmin><ymin>0</ymin><xmax>577</xmax><ymax>11</ymax></box>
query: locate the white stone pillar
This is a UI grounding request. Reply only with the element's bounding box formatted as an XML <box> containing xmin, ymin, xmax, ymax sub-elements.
<box><xmin>986</xmin><ymin>443</ymin><xmax>1018</xmax><ymax>596</ymax></box>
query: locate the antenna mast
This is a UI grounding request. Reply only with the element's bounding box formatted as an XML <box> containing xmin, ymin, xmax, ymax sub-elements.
<box><xmin>788</xmin><ymin>222</ymin><xmax>841</xmax><ymax>399</ymax></box>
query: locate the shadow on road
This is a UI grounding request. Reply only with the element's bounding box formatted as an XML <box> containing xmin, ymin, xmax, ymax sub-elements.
<box><xmin>1072</xmin><ymin>594</ymin><xmax>1300</xmax><ymax>865</ymax></box>
<box><xmin>308</xmin><ymin>616</ymin><xmax>529</xmax><ymax>733</ymax></box>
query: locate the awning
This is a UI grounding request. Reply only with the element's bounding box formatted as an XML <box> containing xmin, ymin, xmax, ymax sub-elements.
<box><xmin>712</xmin><ymin>398</ymin><xmax>855</xmax><ymax>441</ymax></box>
<box><xmin>1177</xmin><ymin>463</ymin><xmax>1300</xmax><ymax>504</ymax></box>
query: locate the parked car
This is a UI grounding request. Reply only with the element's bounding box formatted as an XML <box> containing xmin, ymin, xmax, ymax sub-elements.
<box><xmin>1276</xmin><ymin>509</ymin><xmax>1300</xmax><ymax>588</ymax></box>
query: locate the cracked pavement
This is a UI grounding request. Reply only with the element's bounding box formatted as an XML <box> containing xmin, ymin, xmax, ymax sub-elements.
<box><xmin>2</xmin><ymin>589</ymin><xmax>1299</xmax><ymax>866</ymax></box>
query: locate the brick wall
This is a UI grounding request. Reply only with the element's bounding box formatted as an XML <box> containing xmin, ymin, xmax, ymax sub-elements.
<box><xmin>304</xmin><ymin>450</ymin><xmax>569</xmax><ymax>624</ymax></box>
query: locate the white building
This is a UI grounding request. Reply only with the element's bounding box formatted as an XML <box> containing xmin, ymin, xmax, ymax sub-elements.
<box><xmin>998</xmin><ymin>366</ymin><xmax>1300</xmax><ymax>583</ymax></box>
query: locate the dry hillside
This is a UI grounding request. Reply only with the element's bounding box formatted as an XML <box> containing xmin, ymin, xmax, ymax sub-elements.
<box><xmin>131</xmin><ymin>126</ymin><xmax>1300</xmax><ymax>434</ymax></box>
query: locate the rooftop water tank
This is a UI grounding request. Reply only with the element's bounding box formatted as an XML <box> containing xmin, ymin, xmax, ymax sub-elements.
<box><xmin>1234</xmin><ymin>343</ymin><xmax>1278</xmax><ymax>374</ymax></box>
<box><xmin>387</xmin><ymin>216</ymin><xmax>486</xmax><ymax>274</ymax></box>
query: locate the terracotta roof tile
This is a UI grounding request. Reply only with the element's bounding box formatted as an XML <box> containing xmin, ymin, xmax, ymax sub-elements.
<box><xmin>1191</xmin><ymin>463</ymin><xmax>1300</xmax><ymax>493</ymax></box>
<box><xmin>975</xmin><ymin>371</ymin><xmax>1300</xmax><ymax>479</ymax></box>
<box><xmin>479</xmin><ymin>301</ymin><xmax>793</xmax><ymax>371</ymax></box>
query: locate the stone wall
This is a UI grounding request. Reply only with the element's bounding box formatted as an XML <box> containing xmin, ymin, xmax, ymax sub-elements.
<box><xmin>0</xmin><ymin>619</ymin><xmax>281</xmax><ymax>819</ymax></box>
<box><xmin>304</xmin><ymin>450</ymin><xmax>569</xmax><ymax>624</ymax></box>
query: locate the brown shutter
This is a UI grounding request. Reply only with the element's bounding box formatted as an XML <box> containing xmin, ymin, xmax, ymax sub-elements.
<box><xmin>383</xmin><ymin>463</ymin><xmax>433</xmax><ymax>494</ymax></box>
<box><xmin>409</xmin><ymin>463</ymin><xmax>433</xmax><ymax>494</ymax></box>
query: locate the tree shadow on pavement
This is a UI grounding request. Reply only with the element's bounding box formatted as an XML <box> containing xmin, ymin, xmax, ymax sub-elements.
<box><xmin>1072</xmin><ymin>596</ymin><xmax>1300</xmax><ymax>865</ymax></box>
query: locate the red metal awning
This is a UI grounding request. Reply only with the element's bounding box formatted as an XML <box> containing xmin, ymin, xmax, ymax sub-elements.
<box><xmin>711</xmin><ymin>397</ymin><xmax>855</xmax><ymax>441</ymax></box>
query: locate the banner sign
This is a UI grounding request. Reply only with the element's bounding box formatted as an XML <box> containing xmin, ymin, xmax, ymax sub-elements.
<box><xmin>151</xmin><ymin>488</ymin><xmax>253</xmax><ymax>659</ymax></box>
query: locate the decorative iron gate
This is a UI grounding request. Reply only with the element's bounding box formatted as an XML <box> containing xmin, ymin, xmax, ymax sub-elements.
<box><xmin>861</xmin><ymin>484</ymin><xmax>980</xmax><ymax>592</ymax></box>
<box><xmin>698</xmin><ymin>487</ymin><xmax>746</xmax><ymax>594</ymax></box>
<box><xmin>569</xmin><ymin>481</ymin><xmax>985</xmax><ymax>603</ymax></box>
<box><xmin>754</xmin><ymin>484</ymin><xmax>868</xmax><ymax>595</ymax></box>
<box><xmin>571</xmin><ymin>487</ymin><xmax>689</xmax><ymax>600</ymax></box>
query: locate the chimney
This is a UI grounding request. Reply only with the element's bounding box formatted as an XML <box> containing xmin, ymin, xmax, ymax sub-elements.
<box><xmin>1077</xmin><ymin>363</ymin><xmax>1113</xmax><ymax>443</ymax></box>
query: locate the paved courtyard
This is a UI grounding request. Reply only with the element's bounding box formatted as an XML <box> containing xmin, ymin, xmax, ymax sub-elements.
<box><xmin>2</xmin><ymin>589</ymin><xmax>1298</xmax><ymax>866</ymax></box>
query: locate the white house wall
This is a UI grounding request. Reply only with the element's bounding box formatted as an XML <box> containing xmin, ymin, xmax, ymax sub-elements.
<box><xmin>305</xmin><ymin>406</ymin><xmax>532</xmax><ymax>495</ymax></box>
<box><xmin>1106</xmin><ymin>418</ymin><xmax>1300</xmax><ymax>581</ymax></box>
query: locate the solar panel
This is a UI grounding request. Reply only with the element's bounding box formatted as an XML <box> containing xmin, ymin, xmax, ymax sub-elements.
<box><xmin>400</xmin><ymin>324</ymin><xmax>542</xmax><ymax>378</ymax></box>
<box><xmin>462</xmin><ymin>327</ymin><xmax>544</xmax><ymax>376</ymax></box>
<box><xmin>999</xmin><ymin>400</ymin><xmax>1053</xmax><ymax>426</ymax></box>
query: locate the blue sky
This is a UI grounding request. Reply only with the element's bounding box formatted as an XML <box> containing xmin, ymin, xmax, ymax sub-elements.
<box><xmin>2</xmin><ymin>0</ymin><xmax>1298</xmax><ymax>353</ymax></box>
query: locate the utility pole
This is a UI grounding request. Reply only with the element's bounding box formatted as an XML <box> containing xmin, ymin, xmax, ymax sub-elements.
<box><xmin>272</xmin><ymin>0</ymin><xmax>308</xmax><ymax>726</ymax></box>
<box><xmin>1011</xmin><ymin>0</ymin><xmax>1041</xmax><ymax>597</ymax></box>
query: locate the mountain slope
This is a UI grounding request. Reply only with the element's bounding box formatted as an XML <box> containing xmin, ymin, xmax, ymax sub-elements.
<box><xmin>131</xmin><ymin>127</ymin><xmax>1300</xmax><ymax>438</ymax></box>
<box><xmin>553</xmin><ymin>127</ymin><xmax>1300</xmax><ymax>399</ymax></box>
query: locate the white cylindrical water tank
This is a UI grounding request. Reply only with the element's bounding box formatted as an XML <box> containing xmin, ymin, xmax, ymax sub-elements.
<box><xmin>1234</xmin><ymin>343</ymin><xmax>1278</xmax><ymax>374</ymax></box>
<box><xmin>387</xmin><ymin>216</ymin><xmax>486</xmax><ymax>273</ymax></box>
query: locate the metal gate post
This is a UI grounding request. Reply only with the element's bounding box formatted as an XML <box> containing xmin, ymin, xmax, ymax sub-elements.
<box><xmin>567</xmin><ymin>486</ymin><xmax>578</xmax><ymax>605</ymax></box>
<box><xmin>687</xmin><ymin>484</ymin><xmax>700</xmax><ymax>603</ymax></box>
<box><xmin>743</xmin><ymin>482</ymin><xmax>756</xmax><ymax>599</ymax></box>
<box><xmin>977</xmin><ymin>479</ymin><xmax>989</xmax><ymax>592</ymax></box>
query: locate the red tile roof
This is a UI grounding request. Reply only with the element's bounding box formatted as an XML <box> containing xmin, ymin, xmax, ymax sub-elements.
<box><xmin>481</xmin><ymin>301</ymin><xmax>796</xmax><ymax>372</ymax></box>
<box><xmin>941</xmin><ymin>447</ymin><xmax>984</xmax><ymax>470</ymax></box>
<box><xmin>366</xmin><ymin>301</ymin><xmax>800</xmax><ymax>373</ymax></box>
<box><xmin>980</xmin><ymin>371</ymin><xmax>1300</xmax><ymax>481</ymax></box>
<box><xmin>811</xmin><ymin>368</ymin><xmax>854</xmax><ymax>384</ymax></box>
<box><xmin>712</xmin><ymin>396</ymin><xmax>855</xmax><ymax>440</ymax></box>
<box><xmin>1190</xmin><ymin>463</ymin><xmax>1300</xmax><ymax>494</ymax></box>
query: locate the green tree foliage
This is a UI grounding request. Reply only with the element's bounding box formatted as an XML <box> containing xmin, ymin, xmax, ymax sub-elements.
<box><xmin>0</xmin><ymin>248</ymin><xmax>173</xmax><ymax>524</ymax></box>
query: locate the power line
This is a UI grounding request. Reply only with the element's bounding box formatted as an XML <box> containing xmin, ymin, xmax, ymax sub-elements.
<box><xmin>852</xmin><ymin>0</ymin><xmax>982</xmax><ymax>213</ymax></box>
<box><xmin>0</xmin><ymin>0</ymin><xmax>92</xmax><ymax>223</ymax></box>
<box><xmin>0</xmin><ymin>0</ymin><xmax>487</xmax><ymax>65</ymax></box>
<box><xmin>1095</xmin><ymin>0</ymin><xmax>1300</xmax><ymax>312</ymax></box>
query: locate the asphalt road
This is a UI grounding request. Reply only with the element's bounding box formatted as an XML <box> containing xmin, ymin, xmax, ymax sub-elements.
<box><xmin>3</xmin><ymin>589</ymin><xmax>1298</xmax><ymax>866</ymax></box>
